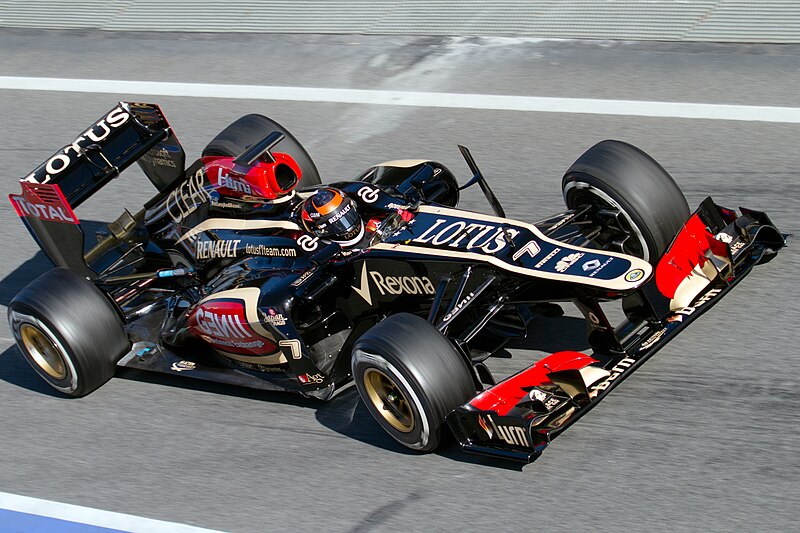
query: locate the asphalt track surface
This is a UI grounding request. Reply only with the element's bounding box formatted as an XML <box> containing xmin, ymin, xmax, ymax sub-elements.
<box><xmin>0</xmin><ymin>30</ymin><xmax>799</xmax><ymax>532</ymax></box>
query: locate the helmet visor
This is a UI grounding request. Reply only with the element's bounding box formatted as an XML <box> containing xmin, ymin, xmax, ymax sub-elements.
<box><xmin>316</xmin><ymin>197</ymin><xmax>361</xmax><ymax>241</ymax></box>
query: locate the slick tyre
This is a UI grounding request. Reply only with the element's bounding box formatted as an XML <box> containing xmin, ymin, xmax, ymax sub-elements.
<box><xmin>352</xmin><ymin>313</ymin><xmax>476</xmax><ymax>452</ymax></box>
<box><xmin>203</xmin><ymin>114</ymin><xmax>322</xmax><ymax>188</ymax></box>
<box><xmin>562</xmin><ymin>140</ymin><xmax>689</xmax><ymax>264</ymax></box>
<box><xmin>8</xmin><ymin>268</ymin><xmax>130</xmax><ymax>397</ymax></box>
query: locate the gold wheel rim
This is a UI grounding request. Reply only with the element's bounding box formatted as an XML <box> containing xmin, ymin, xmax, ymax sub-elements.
<box><xmin>363</xmin><ymin>368</ymin><xmax>414</xmax><ymax>433</ymax></box>
<box><xmin>19</xmin><ymin>323</ymin><xmax>67</xmax><ymax>380</ymax></box>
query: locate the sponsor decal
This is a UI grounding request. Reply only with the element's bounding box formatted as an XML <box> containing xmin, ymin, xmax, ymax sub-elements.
<box><xmin>232</xmin><ymin>360</ymin><xmax>287</xmax><ymax>373</ymax></box>
<box><xmin>141</xmin><ymin>147</ymin><xmax>177</xmax><ymax>168</ymax></box>
<box><xmin>529</xmin><ymin>389</ymin><xmax>562</xmax><ymax>411</ymax></box>
<box><xmin>535</xmin><ymin>247</ymin><xmax>561</xmax><ymax>268</ymax></box>
<box><xmin>328</xmin><ymin>202</ymin><xmax>353</xmax><ymax>226</ymax></box>
<box><xmin>188</xmin><ymin>300</ymin><xmax>275</xmax><ymax>355</ymax></box>
<box><xmin>11</xmin><ymin>184</ymin><xmax>77</xmax><ymax>224</ymax></box>
<box><xmin>624</xmin><ymin>268</ymin><xmax>645</xmax><ymax>282</ymax></box>
<box><xmin>297</xmin><ymin>234</ymin><xmax>319</xmax><ymax>252</ymax></box>
<box><xmin>170</xmin><ymin>360</ymin><xmax>196</xmax><ymax>372</ymax></box>
<box><xmin>218</xmin><ymin>171</ymin><xmax>252</xmax><ymax>194</ymax></box>
<box><xmin>167</xmin><ymin>167</ymin><xmax>211</xmax><ymax>223</ymax></box>
<box><xmin>639</xmin><ymin>328</ymin><xmax>667</xmax><ymax>351</ymax></box>
<box><xmin>589</xmin><ymin>357</ymin><xmax>636</xmax><ymax>396</ymax></box>
<box><xmin>357</xmin><ymin>186</ymin><xmax>380</xmax><ymax>203</ymax></box>
<box><xmin>546</xmin><ymin>212</ymin><xmax>577</xmax><ymax>233</ymax></box>
<box><xmin>715</xmin><ymin>232</ymin><xmax>733</xmax><ymax>244</ymax></box>
<box><xmin>672</xmin><ymin>288</ymin><xmax>722</xmax><ymax>318</ymax></box>
<box><xmin>210</xmin><ymin>198</ymin><xmax>244</xmax><ymax>209</ymax></box>
<box><xmin>582</xmin><ymin>259</ymin><xmax>602</xmax><ymax>271</ymax></box>
<box><xmin>442</xmin><ymin>291</ymin><xmax>475</xmax><ymax>322</ymax></box>
<box><xmin>244</xmin><ymin>244</ymin><xmax>297</xmax><ymax>258</ymax></box>
<box><xmin>291</xmin><ymin>268</ymin><xmax>317</xmax><ymax>287</ymax></box>
<box><xmin>555</xmin><ymin>252</ymin><xmax>584</xmax><ymax>273</ymax></box>
<box><xmin>530</xmin><ymin>389</ymin><xmax>548</xmax><ymax>403</ymax></box>
<box><xmin>195</xmin><ymin>308</ymin><xmax>253</xmax><ymax>340</ymax></box>
<box><xmin>262</xmin><ymin>308</ymin><xmax>287</xmax><ymax>326</ymax></box>
<box><xmin>196</xmin><ymin>239</ymin><xmax>240</xmax><ymax>260</ymax></box>
<box><xmin>298</xmin><ymin>373</ymin><xmax>325</xmax><ymax>385</ymax></box>
<box><xmin>479</xmin><ymin>414</ymin><xmax>530</xmax><ymax>447</ymax></box>
<box><xmin>512</xmin><ymin>241</ymin><xmax>541</xmax><ymax>261</ymax></box>
<box><xmin>351</xmin><ymin>263</ymin><xmax>435</xmax><ymax>305</ymax></box>
<box><xmin>478</xmin><ymin>414</ymin><xmax>493</xmax><ymax>439</ymax></box>
<box><xmin>23</xmin><ymin>105</ymin><xmax>131</xmax><ymax>184</ymax></box>
<box><xmin>413</xmin><ymin>217</ymin><xmax>520</xmax><ymax>254</ymax></box>
<box><xmin>278</xmin><ymin>339</ymin><xmax>303</xmax><ymax>360</ymax></box>
<box><xmin>588</xmin><ymin>257</ymin><xmax>614</xmax><ymax>278</ymax></box>
<box><xmin>730</xmin><ymin>240</ymin><xmax>746</xmax><ymax>254</ymax></box>
<box><xmin>370</xmin><ymin>271</ymin><xmax>435</xmax><ymax>297</ymax></box>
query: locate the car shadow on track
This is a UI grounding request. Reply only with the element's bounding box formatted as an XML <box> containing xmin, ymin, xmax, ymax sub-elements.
<box><xmin>0</xmin><ymin>345</ymin><xmax>66</xmax><ymax>397</ymax></box>
<box><xmin>0</xmin><ymin>220</ymin><xmax>110</xmax><ymax>308</ymax></box>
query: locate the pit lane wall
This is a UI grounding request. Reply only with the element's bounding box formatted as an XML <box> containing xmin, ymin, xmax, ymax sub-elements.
<box><xmin>0</xmin><ymin>1</ymin><xmax>798</xmax><ymax>43</ymax></box>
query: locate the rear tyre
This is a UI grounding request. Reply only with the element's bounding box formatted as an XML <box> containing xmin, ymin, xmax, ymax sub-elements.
<box><xmin>562</xmin><ymin>140</ymin><xmax>689</xmax><ymax>264</ymax></box>
<box><xmin>203</xmin><ymin>114</ymin><xmax>322</xmax><ymax>188</ymax></box>
<box><xmin>8</xmin><ymin>268</ymin><xmax>130</xmax><ymax>397</ymax></box>
<box><xmin>352</xmin><ymin>313</ymin><xmax>476</xmax><ymax>452</ymax></box>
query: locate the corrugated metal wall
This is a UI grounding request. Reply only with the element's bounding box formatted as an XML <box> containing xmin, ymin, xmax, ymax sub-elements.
<box><xmin>0</xmin><ymin>1</ymin><xmax>797</xmax><ymax>43</ymax></box>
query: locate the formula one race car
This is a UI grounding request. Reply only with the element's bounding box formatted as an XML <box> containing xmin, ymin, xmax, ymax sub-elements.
<box><xmin>7</xmin><ymin>102</ymin><xmax>787</xmax><ymax>462</ymax></box>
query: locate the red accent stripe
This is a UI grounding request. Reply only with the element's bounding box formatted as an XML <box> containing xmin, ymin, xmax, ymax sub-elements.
<box><xmin>470</xmin><ymin>351</ymin><xmax>597</xmax><ymax>416</ymax></box>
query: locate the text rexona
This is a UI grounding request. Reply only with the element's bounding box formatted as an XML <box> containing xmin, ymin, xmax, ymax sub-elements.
<box><xmin>369</xmin><ymin>271</ymin><xmax>435</xmax><ymax>297</ymax></box>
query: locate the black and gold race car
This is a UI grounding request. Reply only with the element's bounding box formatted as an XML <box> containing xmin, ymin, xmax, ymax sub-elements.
<box><xmin>7</xmin><ymin>102</ymin><xmax>787</xmax><ymax>462</ymax></box>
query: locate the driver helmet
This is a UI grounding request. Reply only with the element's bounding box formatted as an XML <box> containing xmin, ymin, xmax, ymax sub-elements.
<box><xmin>301</xmin><ymin>187</ymin><xmax>364</xmax><ymax>247</ymax></box>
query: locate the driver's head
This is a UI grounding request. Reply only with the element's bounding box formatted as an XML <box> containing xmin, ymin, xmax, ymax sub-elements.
<box><xmin>301</xmin><ymin>187</ymin><xmax>363</xmax><ymax>247</ymax></box>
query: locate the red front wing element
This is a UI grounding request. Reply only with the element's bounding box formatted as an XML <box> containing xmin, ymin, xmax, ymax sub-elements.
<box><xmin>469</xmin><ymin>351</ymin><xmax>596</xmax><ymax>416</ymax></box>
<box><xmin>656</xmin><ymin>213</ymin><xmax>730</xmax><ymax>300</ymax></box>
<box><xmin>447</xmin><ymin>198</ymin><xmax>786</xmax><ymax>463</ymax></box>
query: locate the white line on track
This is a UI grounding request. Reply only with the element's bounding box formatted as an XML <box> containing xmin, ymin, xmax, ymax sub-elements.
<box><xmin>0</xmin><ymin>491</ymin><xmax>223</xmax><ymax>533</ymax></box>
<box><xmin>1</xmin><ymin>76</ymin><xmax>799</xmax><ymax>123</ymax></box>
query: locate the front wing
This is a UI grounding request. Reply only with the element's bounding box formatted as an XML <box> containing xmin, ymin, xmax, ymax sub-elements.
<box><xmin>446</xmin><ymin>198</ymin><xmax>787</xmax><ymax>462</ymax></box>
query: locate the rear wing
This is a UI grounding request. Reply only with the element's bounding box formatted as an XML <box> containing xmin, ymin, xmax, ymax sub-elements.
<box><xmin>9</xmin><ymin>102</ymin><xmax>186</xmax><ymax>276</ymax></box>
<box><xmin>20</xmin><ymin>102</ymin><xmax>184</xmax><ymax>205</ymax></box>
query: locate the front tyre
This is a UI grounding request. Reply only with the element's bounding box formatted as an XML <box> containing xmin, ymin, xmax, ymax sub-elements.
<box><xmin>562</xmin><ymin>140</ymin><xmax>689</xmax><ymax>264</ymax></box>
<box><xmin>352</xmin><ymin>313</ymin><xmax>476</xmax><ymax>452</ymax></box>
<box><xmin>8</xmin><ymin>268</ymin><xmax>130</xmax><ymax>397</ymax></box>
